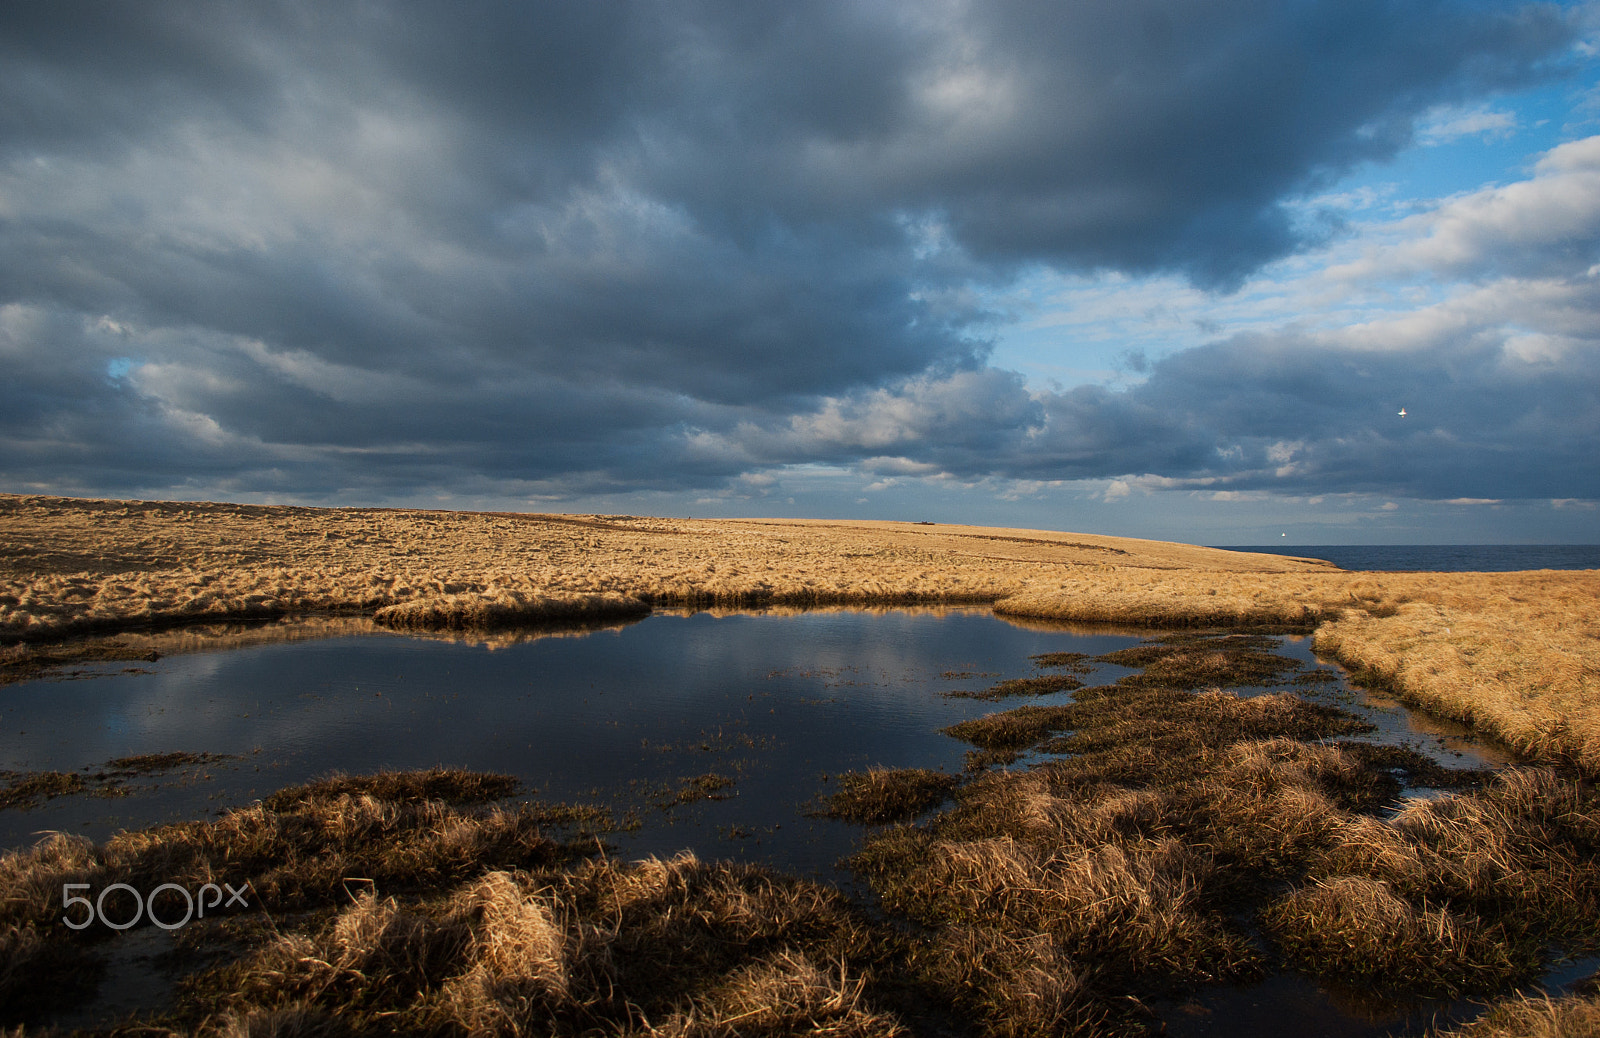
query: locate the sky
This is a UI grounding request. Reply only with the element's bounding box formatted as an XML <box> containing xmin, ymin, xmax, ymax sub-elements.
<box><xmin>3</xmin><ymin>1</ymin><xmax>1599</xmax><ymax>545</ymax></box>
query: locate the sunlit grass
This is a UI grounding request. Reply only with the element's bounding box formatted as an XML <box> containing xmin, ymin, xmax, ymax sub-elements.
<box><xmin>3</xmin><ymin>493</ymin><xmax>1597</xmax><ymax>774</ymax></box>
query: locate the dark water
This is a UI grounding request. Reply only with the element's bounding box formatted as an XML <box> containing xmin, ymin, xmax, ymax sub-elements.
<box><xmin>0</xmin><ymin>609</ymin><xmax>1566</xmax><ymax>1036</ymax></box>
<box><xmin>1214</xmin><ymin>544</ymin><xmax>1600</xmax><ymax>572</ymax></box>
<box><xmin>0</xmin><ymin>608</ymin><xmax>1153</xmax><ymax>878</ymax></box>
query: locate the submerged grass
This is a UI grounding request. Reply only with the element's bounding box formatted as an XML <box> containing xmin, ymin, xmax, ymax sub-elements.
<box><xmin>0</xmin><ymin>769</ymin><xmax>86</xmax><ymax>809</ymax></box>
<box><xmin>1</xmin><ymin>752</ymin><xmax>238</xmax><ymax>810</ymax></box>
<box><xmin>944</xmin><ymin>673</ymin><xmax>1085</xmax><ymax>701</ymax></box>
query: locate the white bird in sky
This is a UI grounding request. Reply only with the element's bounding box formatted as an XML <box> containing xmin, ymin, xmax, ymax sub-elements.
<box><xmin>1397</xmin><ymin>408</ymin><xmax>1407</xmax><ymax>417</ymax></box>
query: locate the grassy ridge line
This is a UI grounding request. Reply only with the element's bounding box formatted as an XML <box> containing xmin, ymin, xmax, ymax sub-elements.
<box><xmin>0</xmin><ymin>493</ymin><xmax>1325</xmax><ymax>642</ymax></box>
<box><xmin>3</xmin><ymin>493</ymin><xmax>1598</xmax><ymax>772</ymax></box>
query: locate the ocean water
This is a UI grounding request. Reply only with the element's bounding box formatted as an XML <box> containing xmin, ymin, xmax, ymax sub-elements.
<box><xmin>1213</xmin><ymin>544</ymin><xmax>1600</xmax><ymax>572</ymax></box>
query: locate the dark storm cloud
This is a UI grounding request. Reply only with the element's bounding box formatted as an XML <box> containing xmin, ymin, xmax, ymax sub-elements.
<box><xmin>0</xmin><ymin>0</ymin><xmax>1586</xmax><ymax>502</ymax></box>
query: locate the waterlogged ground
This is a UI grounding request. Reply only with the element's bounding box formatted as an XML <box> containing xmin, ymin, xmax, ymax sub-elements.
<box><xmin>1</xmin><ymin>609</ymin><xmax>1590</xmax><ymax>1037</ymax></box>
<box><xmin>0</xmin><ymin>609</ymin><xmax>1158</xmax><ymax>874</ymax></box>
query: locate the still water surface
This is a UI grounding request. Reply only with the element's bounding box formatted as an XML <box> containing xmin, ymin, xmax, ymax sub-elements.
<box><xmin>0</xmin><ymin>608</ymin><xmax>1538</xmax><ymax>1035</ymax></box>
<box><xmin>0</xmin><ymin>609</ymin><xmax>1506</xmax><ymax>873</ymax></box>
<box><xmin>2</xmin><ymin>609</ymin><xmax>1161</xmax><ymax>876</ymax></box>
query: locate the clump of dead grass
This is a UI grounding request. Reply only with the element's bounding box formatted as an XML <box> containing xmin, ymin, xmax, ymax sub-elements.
<box><xmin>1434</xmin><ymin>991</ymin><xmax>1600</xmax><ymax>1038</ymax></box>
<box><xmin>1261</xmin><ymin>875</ymin><xmax>1529</xmax><ymax>995</ymax></box>
<box><xmin>193</xmin><ymin>852</ymin><xmax>906</xmax><ymax>1037</ymax></box>
<box><xmin>943</xmin><ymin>704</ymin><xmax>1078</xmax><ymax>751</ymax></box>
<box><xmin>0</xmin><ymin>769</ymin><xmax>612</xmax><ymax>1025</ymax></box>
<box><xmin>853</xmin><ymin>634</ymin><xmax>1599</xmax><ymax>1023</ymax></box>
<box><xmin>816</xmin><ymin>768</ymin><xmax>959</xmax><ymax>824</ymax></box>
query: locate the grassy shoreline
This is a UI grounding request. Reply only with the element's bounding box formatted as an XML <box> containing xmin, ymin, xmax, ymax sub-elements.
<box><xmin>6</xmin><ymin>495</ymin><xmax>1593</xmax><ymax>777</ymax></box>
<box><xmin>3</xmin><ymin>493</ymin><xmax>1598</xmax><ymax>775</ymax></box>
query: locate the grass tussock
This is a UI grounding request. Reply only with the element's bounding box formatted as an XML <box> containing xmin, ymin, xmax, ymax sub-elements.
<box><xmin>850</xmin><ymin>634</ymin><xmax>1600</xmax><ymax>1026</ymax></box>
<box><xmin>1260</xmin><ymin>876</ymin><xmax>1530</xmax><ymax>994</ymax></box>
<box><xmin>816</xmin><ymin>768</ymin><xmax>960</xmax><ymax>824</ymax></box>
<box><xmin>942</xmin><ymin>704</ymin><xmax>1078</xmax><ymax>751</ymax></box>
<box><xmin>1434</xmin><ymin>991</ymin><xmax>1600</xmax><ymax>1038</ymax></box>
<box><xmin>0</xmin><ymin>769</ymin><xmax>613</xmax><ymax>1022</ymax></box>
<box><xmin>186</xmin><ymin>852</ymin><xmax>907</xmax><ymax>1037</ymax></box>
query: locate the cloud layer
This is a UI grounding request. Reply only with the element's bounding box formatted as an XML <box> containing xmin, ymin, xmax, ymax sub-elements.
<box><xmin>0</xmin><ymin>0</ymin><xmax>1593</xmax><ymax>512</ymax></box>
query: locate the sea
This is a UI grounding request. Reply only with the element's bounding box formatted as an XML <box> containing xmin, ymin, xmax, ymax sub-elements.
<box><xmin>1211</xmin><ymin>544</ymin><xmax>1600</xmax><ymax>572</ymax></box>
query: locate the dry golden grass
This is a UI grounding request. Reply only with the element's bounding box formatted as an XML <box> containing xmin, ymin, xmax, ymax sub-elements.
<box><xmin>0</xmin><ymin>493</ymin><xmax>1323</xmax><ymax>642</ymax></box>
<box><xmin>855</xmin><ymin>662</ymin><xmax>1600</xmax><ymax>1013</ymax></box>
<box><xmin>191</xmin><ymin>852</ymin><xmax>906</xmax><ymax>1038</ymax></box>
<box><xmin>3</xmin><ymin>493</ymin><xmax>1598</xmax><ymax>772</ymax></box>
<box><xmin>1435</xmin><ymin>992</ymin><xmax>1600</xmax><ymax>1038</ymax></box>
